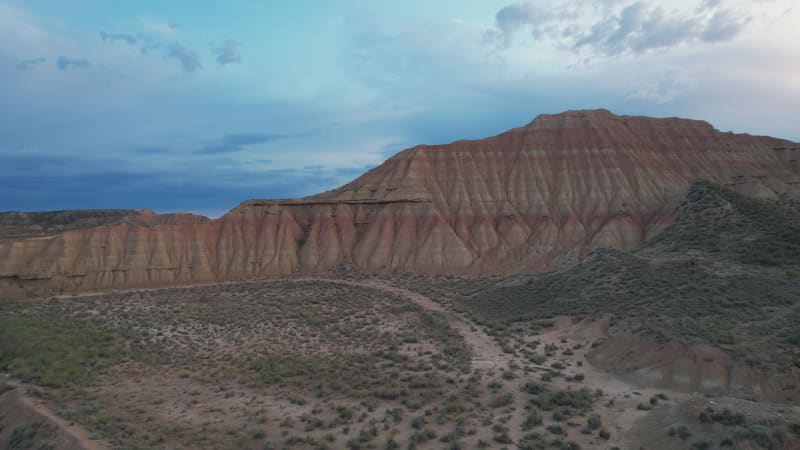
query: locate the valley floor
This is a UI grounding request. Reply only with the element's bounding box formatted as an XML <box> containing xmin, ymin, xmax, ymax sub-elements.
<box><xmin>1</xmin><ymin>276</ymin><xmax>799</xmax><ymax>449</ymax></box>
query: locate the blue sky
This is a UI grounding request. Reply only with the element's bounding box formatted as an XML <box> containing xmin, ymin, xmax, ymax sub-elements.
<box><xmin>1</xmin><ymin>0</ymin><xmax>798</xmax><ymax>217</ymax></box>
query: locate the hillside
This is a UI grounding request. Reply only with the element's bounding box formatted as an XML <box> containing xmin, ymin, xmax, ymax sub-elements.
<box><xmin>407</xmin><ymin>181</ymin><xmax>800</xmax><ymax>401</ymax></box>
<box><xmin>1</xmin><ymin>110</ymin><xmax>799</xmax><ymax>298</ymax></box>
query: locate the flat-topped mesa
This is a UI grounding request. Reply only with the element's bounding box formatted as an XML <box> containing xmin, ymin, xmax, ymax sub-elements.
<box><xmin>525</xmin><ymin>108</ymin><xmax>714</xmax><ymax>130</ymax></box>
<box><xmin>1</xmin><ymin>109</ymin><xmax>799</xmax><ymax>298</ymax></box>
<box><xmin>0</xmin><ymin>209</ymin><xmax>210</xmax><ymax>241</ymax></box>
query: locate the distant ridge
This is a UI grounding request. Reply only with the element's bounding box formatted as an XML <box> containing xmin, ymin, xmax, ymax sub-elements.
<box><xmin>0</xmin><ymin>209</ymin><xmax>209</xmax><ymax>241</ymax></box>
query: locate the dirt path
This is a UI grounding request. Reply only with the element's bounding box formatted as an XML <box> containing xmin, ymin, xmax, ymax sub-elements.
<box><xmin>296</xmin><ymin>278</ymin><xmax>698</xmax><ymax>448</ymax></box>
<box><xmin>47</xmin><ymin>275</ymin><xmax>511</xmax><ymax>370</ymax></box>
<box><xmin>326</xmin><ymin>278</ymin><xmax>510</xmax><ymax>369</ymax></box>
<box><xmin>295</xmin><ymin>278</ymin><xmax>537</xmax><ymax>443</ymax></box>
<box><xmin>1</xmin><ymin>377</ymin><xmax>106</xmax><ymax>450</ymax></box>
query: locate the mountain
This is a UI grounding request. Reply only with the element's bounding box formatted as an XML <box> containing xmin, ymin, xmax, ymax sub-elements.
<box><xmin>1</xmin><ymin>109</ymin><xmax>798</xmax><ymax>298</ymax></box>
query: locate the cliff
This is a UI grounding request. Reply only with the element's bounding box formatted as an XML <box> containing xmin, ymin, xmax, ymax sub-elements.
<box><xmin>1</xmin><ymin>109</ymin><xmax>798</xmax><ymax>297</ymax></box>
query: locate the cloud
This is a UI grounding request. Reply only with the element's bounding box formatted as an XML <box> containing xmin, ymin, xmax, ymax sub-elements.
<box><xmin>575</xmin><ymin>2</ymin><xmax>701</xmax><ymax>54</ymax></box>
<box><xmin>141</xmin><ymin>18</ymin><xmax>179</xmax><ymax>37</ymax></box>
<box><xmin>215</xmin><ymin>39</ymin><xmax>242</xmax><ymax>65</ymax></box>
<box><xmin>167</xmin><ymin>43</ymin><xmax>201</xmax><ymax>72</ymax></box>
<box><xmin>100</xmin><ymin>31</ymin><xmax>136</xmax><ymax>45</ymax></box>
<box><xmin>624</xmin><ymin>71</ymin><xmax>697</xmax><ymax>104</ymax></box>
<box><xmin>701</xmin><ymin>9</ymin><xmax>751</xmax><ymax>42</ymax></box>
<box><xmin>16</xmin><ymin>57</ymin><xmax>46</xmax><ymax>70</ymax></box>
<box><xmin>56</xmin><ymin>55</ymin><xmax>91</xmax><ymax>70</ymax></box>
<box><xmin>194</xmin><ymin>133</ymin><xmax>308</xmax><ymax>155</ymax></box>
<box><xmin>484</xmin><ymin>3</ymin><xmax>552</xmax><ymax>47</ymax></box>
<box><xmin>486</xmin><ymin>1</ymin><xmax>753</xmax><ymax>56</ymax></box>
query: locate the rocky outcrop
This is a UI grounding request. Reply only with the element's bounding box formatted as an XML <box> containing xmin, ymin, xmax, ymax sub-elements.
<box><xmin>1</xmin><ymin>109</ymin><xmax>799</xmax><ymax>297</ymax></box>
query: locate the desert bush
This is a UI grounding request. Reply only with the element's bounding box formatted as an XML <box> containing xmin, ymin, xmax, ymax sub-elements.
<box><xmin>409</xmin><ymin>429</ymin><xmax>436</xmax><ymax>444</ymax></box>
<box><xmin>699</xmin><ymin>407</ymin><xmax>746</xmax><ymax>427</ymax></box>
<box><xmin>734</xmin><ymin>424</ymin><xmax>786</xmax><ymax>449</ymax></box>
<box><xmin>531</xmin><ymin>388</ymin><xmax>593</xmax><ymax>412</ymax></box>
<box><xmin>586</xmin><ymin>413</ymin><xmax>601</xmax><ymax>430</ymax></box>
<box><xmin>668</xmin><ymin>426</ymin><xmax>692</xmax><ymax>440</ymax></box>
<box><xmin>488</xmin><ymin>393</ymin><xmax>513</xmax><ymax>408</ymax></box>
<box><xmin>522</xmin><ymin>411</ymin><xmax>543</xmax><ymax>430</ymax></box>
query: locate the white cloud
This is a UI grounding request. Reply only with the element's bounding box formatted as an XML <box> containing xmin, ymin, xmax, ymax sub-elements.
<box><xmin>140</xmin><ymin>17</ymin><xmax>179</xmax><ymax>37</ymax></box>
<box><xmin>486</xmin><ymin>0</ymin><xmax>764</xmax><ymax>56</ymax></box>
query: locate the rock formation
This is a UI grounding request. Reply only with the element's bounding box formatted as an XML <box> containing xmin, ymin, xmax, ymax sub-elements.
<box><xmin>1</xmin><ymin>109</ymin><xmax>798</xmax><ymax>297</ymax></box>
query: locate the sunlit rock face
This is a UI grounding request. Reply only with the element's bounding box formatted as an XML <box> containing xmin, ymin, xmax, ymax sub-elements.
<box><xmin>2</xmin><ymin>109</ymin><xmax>798</xmax><ymax>296</ymax></box>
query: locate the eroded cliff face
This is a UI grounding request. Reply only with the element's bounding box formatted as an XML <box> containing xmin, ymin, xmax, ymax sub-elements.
<box><xmin>2</xmin><ymin>109</ymin><xmax>799</xmax><ymax>297</ymax></box>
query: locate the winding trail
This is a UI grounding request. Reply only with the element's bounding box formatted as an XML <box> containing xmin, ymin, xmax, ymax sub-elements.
<box><xmin>1</xmin><ymin>377</ymin><xmax>106</xmax><ymax>450</ymax></box>
<box><xmin>296</xmin><ymin>277</ymin><xmax>538</xmax><ymax>442</ymax></box>
<box><xmin>38</xmin><ymin>276</ymin><xmax>694</xmax><ymax>448</ymax></box>
<box><xmin>296</xmin><ymin>277</ymin><xmax>512</xmax><ymax>370</ymax></box>
<box><xmin>295</xmin><ymin>277</ymin><xmax>690</xmax><ymax>448</ymax></box>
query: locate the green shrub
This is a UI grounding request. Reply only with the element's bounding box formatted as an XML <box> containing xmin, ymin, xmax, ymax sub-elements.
<box><xmin>409</xmin><ymin>429</ymin><xmax>436</xmax><ymax>444</ymax></box>
<box><xmin>522</xmin><ymin>382</ymin><xmax>546</xmax><ymax>395</ymax></box>
<box><xmin>668</xmin><ymin>426</ymin><xmax>691</xmax><ymax>440</ymax></box>
<box><xmin>699</xmin><ymin>408</ymin><xmax>746</xmax><ymax>426</ymax></box>
<box><xmin>734</xmin><ymin>425</ymin><xmax>786</xmax><ymax>449</ymax></box>
<box><xmin>522</xmin><ymin>411</ymin><xmax>543</xmax><ymax>430</ymax></box>
<box><xmin>251</xmin><ymin>355</ymin><xmax>321</xmax><ymax>386</ymax></box>
<box><xmin>488</xmin><ymin>393</ymin><xmax>513</xmax><ymax>408</ymax></box>
<box><xmin>531</xmin><ymin>388</ymin><xmax>593</xmax><ymax>412</ymax></box>
<box><xmin>587</xmin><ymin>414</ymin><xmax>601</xmax><ymax>430</ymax></box>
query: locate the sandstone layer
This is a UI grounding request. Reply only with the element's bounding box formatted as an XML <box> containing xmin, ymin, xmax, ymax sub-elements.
<box><xmin>1</xmin><ymin>109</ymin><xmax>799</xmax><ymax>297</ymax></box>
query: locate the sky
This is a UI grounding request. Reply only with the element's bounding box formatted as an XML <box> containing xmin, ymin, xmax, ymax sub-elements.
<box><xmin>1</xmin><ymin>0</ymin><xmax>798</xmax><ymax>217</ymax></box>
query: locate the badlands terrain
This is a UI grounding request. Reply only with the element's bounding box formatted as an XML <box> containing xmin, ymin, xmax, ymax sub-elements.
<box><xmin>1</xmin><ymin>110</ymin><xmax>799</xmax><ymax>449</ymax></box>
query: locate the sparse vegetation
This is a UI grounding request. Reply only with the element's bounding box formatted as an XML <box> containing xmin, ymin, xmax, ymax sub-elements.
<box><xmin>0</xmin><ymin>281</ymin><xmax>481</xmax><ymax>449</ymax></box>
<box><xmin>0</xmin><ymin>315</ymin><xmax>119</xmax><ymax>387</ymax></box>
